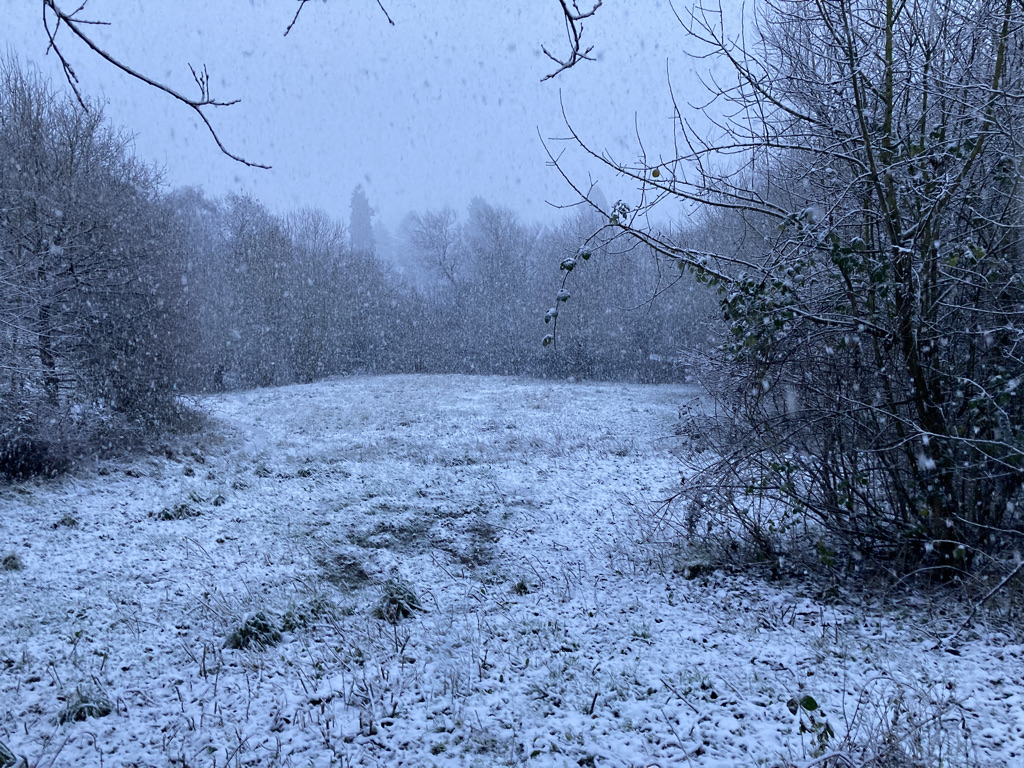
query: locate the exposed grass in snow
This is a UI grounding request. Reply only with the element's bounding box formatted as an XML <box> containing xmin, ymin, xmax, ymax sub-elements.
<box><xmin>0</xmin><ymin>374</ymin><xmax>1021</xmax><ymax>767</ymax></box>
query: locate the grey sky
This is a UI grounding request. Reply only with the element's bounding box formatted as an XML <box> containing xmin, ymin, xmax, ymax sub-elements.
<box><xmin>8</xmin><ymin>1</ymin><xmax>732</xmax><ymax>229</ymax></box>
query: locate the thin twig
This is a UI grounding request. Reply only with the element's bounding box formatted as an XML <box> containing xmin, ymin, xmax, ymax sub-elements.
<box><xmin>285</xmin><ymin>0</ymin><xmax>312</xmax><ymax>36</ymax></box>
<box><xmin>945</xmin><ymin>558</ymin><xmax>1024</xmax><ymax>645</ymax></box>
<box><xmin>42</xmin><ymin>0</ymin><xmax>269</xmax><ymax>168</ymax></box>
<box><xmin>542</xmin><ymin>1</ymin><xmax>603</xmax><ymax>81</ymax></box>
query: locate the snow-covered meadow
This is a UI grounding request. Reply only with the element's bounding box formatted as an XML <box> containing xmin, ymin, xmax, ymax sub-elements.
<box><xmin>1</xmin><ymin>375</ymin><xmax>1021</xmax><ymax>767</ymax></box>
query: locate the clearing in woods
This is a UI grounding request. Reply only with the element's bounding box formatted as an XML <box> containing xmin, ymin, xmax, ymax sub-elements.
<box><xmin>1</xmin><ymin>375</ymin><xmax>1021</xmax><ymax>766</ymax></box>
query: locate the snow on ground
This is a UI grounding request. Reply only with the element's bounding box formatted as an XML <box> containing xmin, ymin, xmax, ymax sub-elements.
<box><xmin>1</xmin><ymin>374</ymin><xmax>1021</xmax><ymax>767</ymax></box>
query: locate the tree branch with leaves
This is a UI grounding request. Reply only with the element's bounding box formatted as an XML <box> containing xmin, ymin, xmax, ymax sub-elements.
<box><xmin>551</xmin><ymin>0</ymin><xmax>1024</xmax><ymax>579</ymax></box>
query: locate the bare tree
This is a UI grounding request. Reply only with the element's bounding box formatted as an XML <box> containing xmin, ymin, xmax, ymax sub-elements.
<box><xmin>287</xmin><ymin>207</ymin><xmax>347</xmax><ymax>261</ymax></box>
<box><xmin>285</xmin><ymin>208</ymin><xmax>349</xmax><ymax>383</ymax></box>
<box><xmin>407</xmin><ymin>208</ymin><xmax>464</xmax><ymax>288</ymax></box>
<box><xmin>553</xmin><ymin>0</ymin><xmax>1024</xmax><ymax>576</ymax></box>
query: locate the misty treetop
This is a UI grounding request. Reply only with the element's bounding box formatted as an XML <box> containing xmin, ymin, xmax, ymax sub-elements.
<box><xmin>166</xmin><ymin>191</ymin><xmax>706</xmax><ymax>391</ymax></box>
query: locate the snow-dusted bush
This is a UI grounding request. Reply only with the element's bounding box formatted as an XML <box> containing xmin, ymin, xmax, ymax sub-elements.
<box><xmin>372</xmin><ymin>578</ymin><xmax>422</xmax><ymax>624</ymax></box>
<box><xmin>224</xmin><ymin>613</ymin><xmax>282</xmax><ymax>650</ymax></box>
<box><xmin>57</xmin><ymin>687</ymin><xmax>112</xmax><ymax>723</ymax></box>
<box><xmin>1</xmin><ymin>553</ymin><xmax>23</xmax><ymax>572</ymax></box>
<box><xmin>562</xmin><ymin>0</ymin><xmax>1024</xmax><ymax>579</ymax></box>
<box><xmin>0</xmin><ymin>58</ymin><xmax>184</xmax><ymax>474</ymax></box>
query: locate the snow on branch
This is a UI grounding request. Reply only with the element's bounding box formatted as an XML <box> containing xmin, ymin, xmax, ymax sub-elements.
<box><xmin>42</xmin><ymin>0</ymin><xmax>270</xmax><ymax>168</ymax></box>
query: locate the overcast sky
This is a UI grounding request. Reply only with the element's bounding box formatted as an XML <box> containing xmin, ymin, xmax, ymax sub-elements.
<box><xmin>7</xmin><ymin>1</ymin><xmax>736</xmax><ymax>229</ymax></box>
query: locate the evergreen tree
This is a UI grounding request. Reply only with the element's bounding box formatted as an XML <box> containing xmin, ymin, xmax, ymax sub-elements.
<box><xmin>349</xmin><ymin>185</ymin><xmax>376</xmax><ymax>255</ymax></box>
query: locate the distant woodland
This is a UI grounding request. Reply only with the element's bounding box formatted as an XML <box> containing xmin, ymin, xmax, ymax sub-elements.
<box><xmin>0</xmin><ymin>60</ymin><xmax>712</xmax><ymax>472</ymax></box>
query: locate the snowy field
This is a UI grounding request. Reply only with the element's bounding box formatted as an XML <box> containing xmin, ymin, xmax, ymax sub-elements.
<box><xmin>1</xmin><ymin>374</ymin><xmax>1022</xmax><ymax>767</ymax></box>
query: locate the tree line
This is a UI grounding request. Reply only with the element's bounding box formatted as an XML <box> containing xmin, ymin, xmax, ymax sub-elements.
<box><xmin>0</xmin><ymin>58</ymin><xmax>711</xmax><ymax>478</ymax></box>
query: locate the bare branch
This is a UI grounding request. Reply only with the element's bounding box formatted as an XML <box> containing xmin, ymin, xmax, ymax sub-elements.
<box><xmin>945</xmin><ymin>558</ymin><xmax>1024</xmax><ymax>645</ymax></box>
<box><xmin>41</xmin><ymin>0</ymin><xmax>594</xmax><ymax>168</ymax></box>
<box><xmin>284</xmin><ymin>0</ymin><xmax>312</xmax><ymax>37</ymax></box>
<box><xmin>288</xmin><ymin>0</ymin><xmax>394</xmax><ymax>37</ymax></box>
<box><xmin>42</xmin><ymin>0</ymin><xmax>269</xmax><ymax>168</ymax></box>
<box><xmin>541</xmin><ymin>1</ymin><xmax>602</xmax><ymax>81</ymax></box>
<box><xmin>375</xmin><ymin>0</ymin><xmax>396</xmax><ymax>26</ymax></box>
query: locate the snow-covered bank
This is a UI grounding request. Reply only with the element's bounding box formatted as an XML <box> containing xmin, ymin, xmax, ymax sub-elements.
<box><xmin>1</xmin><ymin>375</ymin><xmax>1021</xmax><ymax>766</ymax></box>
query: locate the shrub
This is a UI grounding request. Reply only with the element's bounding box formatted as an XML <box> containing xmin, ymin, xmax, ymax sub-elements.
<box><xmin>58</xmin><ymin>687</ymin><xmax>112</xmax><ymax>723</ymax></box>
<box><xmin>225</xmin><ymin>613</ymin><xmax>282</xmax><ymax>650</ymax></box>
<box><xmin>372</xmin><ymin>578</ymin><xmax>422</xmax><ymax>624</ymax></box>
<box><xmin>0</xmin><ymin>739</ymin><xmax>18</xmax><ymax>768</ymax></box>
<box><xmin>154</xmin><ymin>503</ymin><xmax>200</xmax><ymax>521</ymax></box>
<box><xmin>563</xmin><ymin>0</ymin><xmax>1024</xmax><ymax>580</ymax></box>
<box><xmin>0</xmin><ymin>438</ymin><xmax>70</xmax><ymax>481</ymax></box>
<box><xmin>280</xmin><ymin>597</ymin><xmax>342</xmax><ymax>632</ymax></box>
<box><xmin>1</xmin><ymin>553</ymin><xmax>23</xmax><ymax>572</ymax></box>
